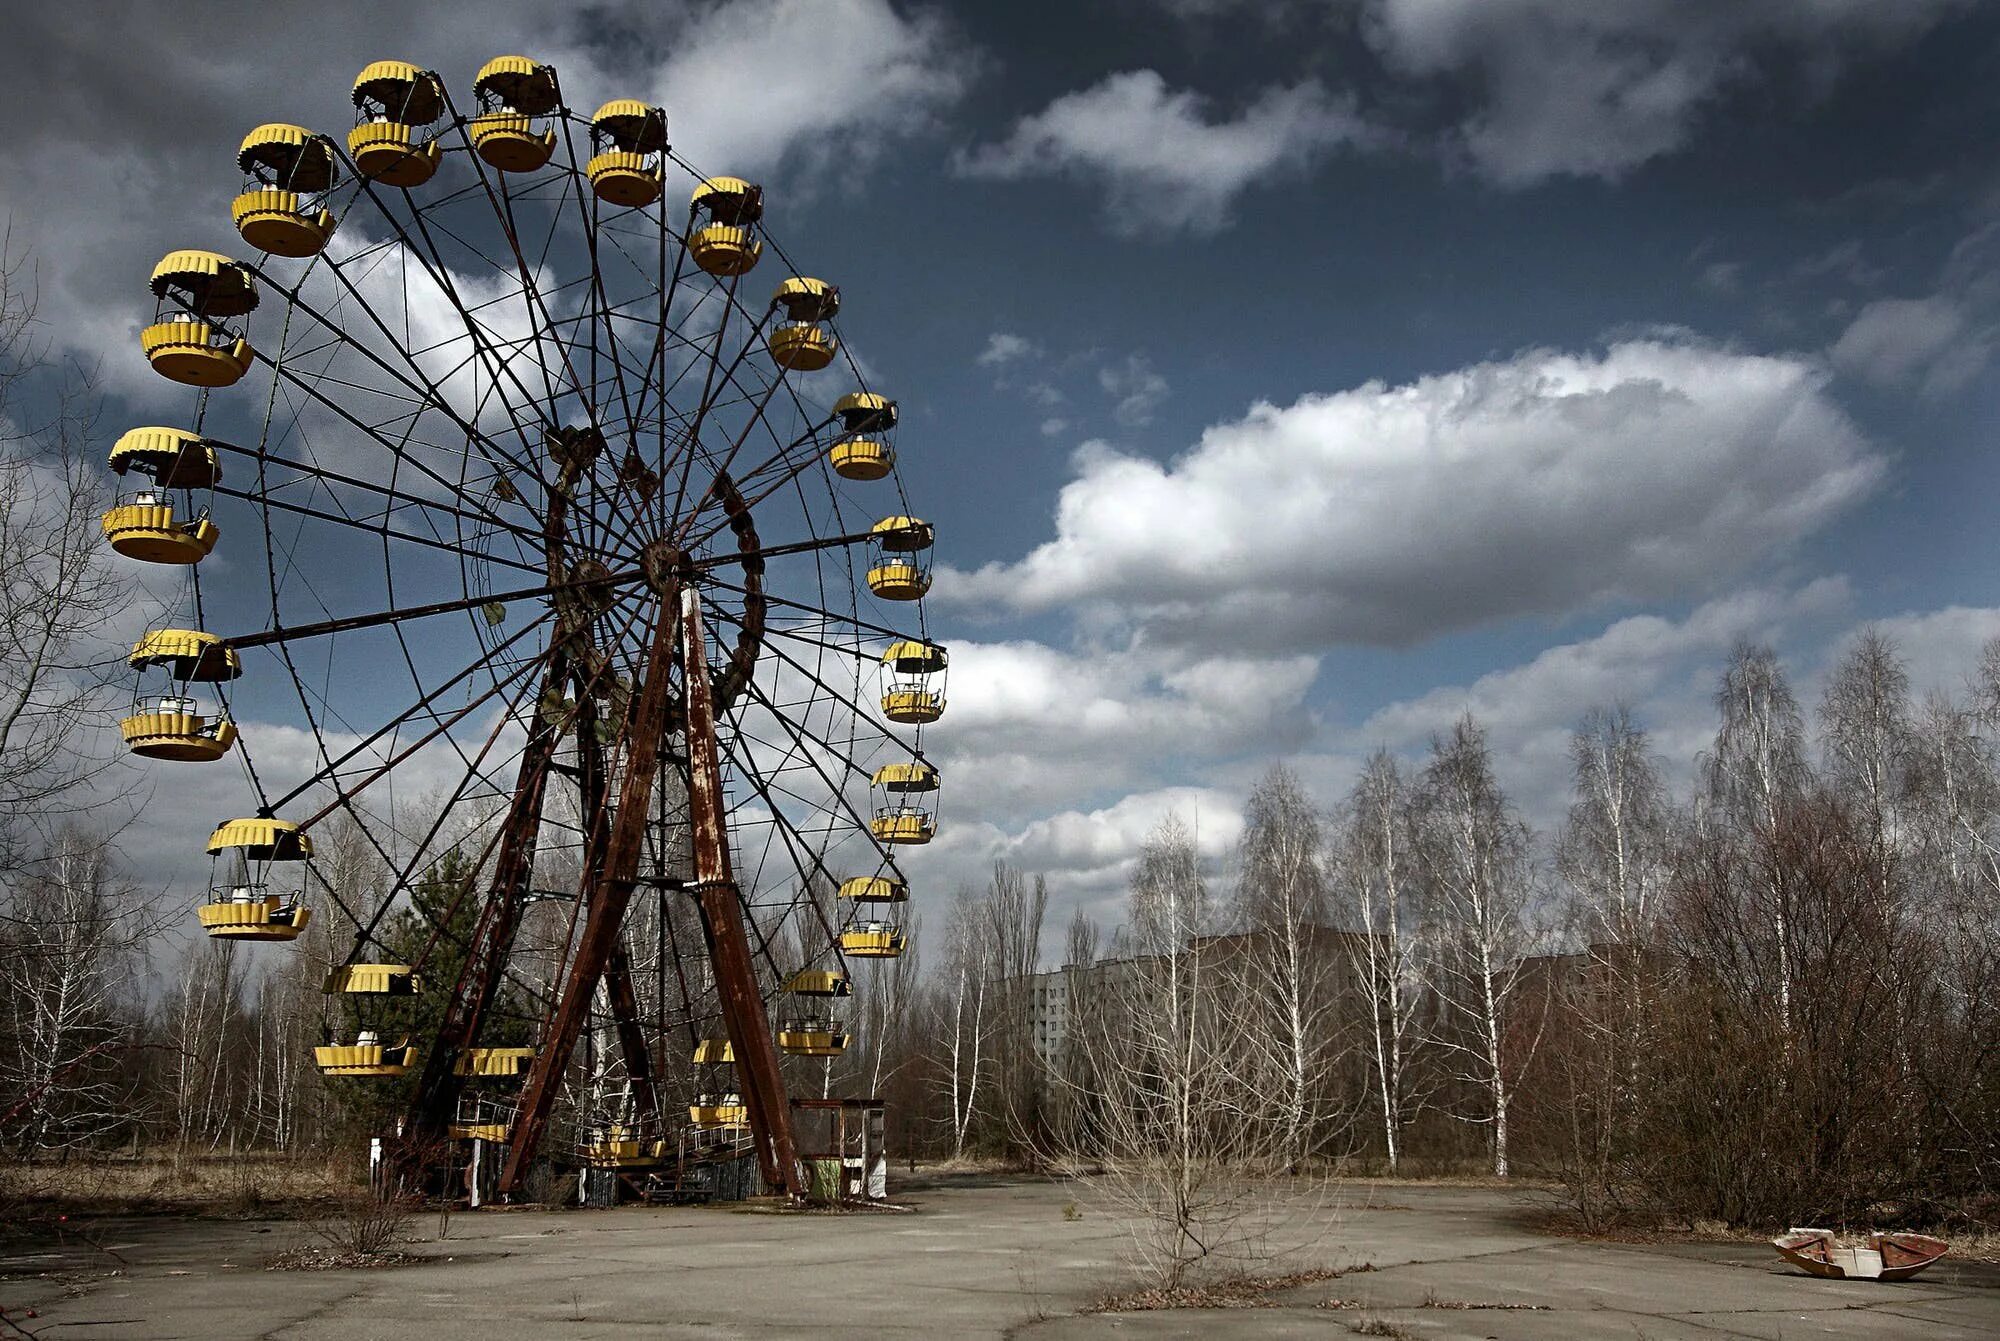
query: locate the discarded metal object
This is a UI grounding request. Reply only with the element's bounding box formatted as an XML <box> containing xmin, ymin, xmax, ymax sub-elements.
<box><xmin>1773</xmin><ymin>1228</ymin><xmax>1948</xmax><ymax>1280</ymax></box>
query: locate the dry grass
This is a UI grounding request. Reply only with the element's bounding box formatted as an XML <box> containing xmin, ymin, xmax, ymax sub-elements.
<box><xmin>1089</xmin><ymin>1266</ymin><xmax>1358</xmax><ymax>1313</ymax></box>
<box><xmin>1</xmin><ymin>1151</ymin><xmax>364</xmax><ymax>1224</ymax></box>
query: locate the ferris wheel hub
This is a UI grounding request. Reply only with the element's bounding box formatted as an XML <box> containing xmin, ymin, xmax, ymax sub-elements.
<box><xmin>641</xmin><ymin>538</ymin><xmax>688</xmax><ymax>595</ymax></box>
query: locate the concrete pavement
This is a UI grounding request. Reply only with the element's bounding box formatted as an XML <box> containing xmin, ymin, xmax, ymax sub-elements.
<box><xmin>2</xmin><ymin>1176</ymin><xmax>1993</xmax><ymax>1338</ymax></box>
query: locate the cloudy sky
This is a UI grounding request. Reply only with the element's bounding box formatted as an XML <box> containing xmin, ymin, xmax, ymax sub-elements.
<box><xmin>7</xmin><ymin>0</ymin><xmax>2000</xmax><ymax>942</ymax></box>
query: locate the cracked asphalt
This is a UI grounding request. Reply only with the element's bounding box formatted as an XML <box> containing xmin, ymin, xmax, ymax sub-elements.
<box><xmin>2</xmin><ymin>1177</ymin><xmax>1994</xmax><ymax>1338</ymax></box>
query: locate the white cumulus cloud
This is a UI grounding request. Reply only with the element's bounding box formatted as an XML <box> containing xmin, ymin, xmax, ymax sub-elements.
<box><xmin>943</xmin><ymin>339</ymin><xmax>1884</xmax><ymax>649</ymax></box>
<box><xmin>957</xmin><ymin>70</ymin><xmax>1378</xmax><ymax>235</ymax></box>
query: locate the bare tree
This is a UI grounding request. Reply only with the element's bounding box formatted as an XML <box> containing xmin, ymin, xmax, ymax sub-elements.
<box><xmin>0</xmin><ymin>826</ymin><xmax>166</xmax><ymax>1152</ymax></box>
<box><xmin>934</xmin><ymin>887</ymin><xmax>992</xmax><ymax>1159</ymax></box>
<box><xmin>1820</xmin><ymin>629</ymin><xmax>1912</xmax><ymax>904</ymax></box>
<box><xmin>985</xmin><ymin>862</ymin><xmax>1047</xmax><ymax>1150</ymax></box>
<box><xmin>1701</xmin><ymin>642</ymin><xmax>1810</xmax><ymax>1019</ymax></box>
<box><xmin>0</xmin><ymin>234</ymin><xmax>129</xmax><ymax>870</ymax></box>
<box><xmin>1416</xmin><ymin>714</ymin><xmax>1537</xmax><ymax>1178</ymax></box>
<box><xmin>1539</xmin><ymin>709</ymin><xmax>1671</xmax><ymax>1221</ymax></box>
<box><xmin>1337</xmin><ymin>750</ymin><xmax>1428</xmax><ymax>1174</ymax></box>
<box><xmin>1232</xmin><ymin>764</ymin><xmax>1345</xmax><ymax>1169</ymax></box>
<box><xmin>1056</xmin><ymin>815</ymin><xmax>1330</xmax><ymax>1287</ymax></box>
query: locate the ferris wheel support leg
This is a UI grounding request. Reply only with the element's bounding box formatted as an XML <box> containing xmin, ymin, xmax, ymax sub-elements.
<box><xmin>400</xmin><ymin>656</ymin><xmax>569</xmax><ymax>1159</ymax></box>
<box><xmin>572</xmin><ymin>688</ymin><xmax>665</xmax><ymax>1133</ymax></box>
<box><xmin>680</xmin><ymin>586</ymin><xmax>809</xmax><ymax>1203</ymax></box>
<box><xmin>500</xmin><ymin>589</ymin><xmax>688</xmax><ymax>1198</ymax></box>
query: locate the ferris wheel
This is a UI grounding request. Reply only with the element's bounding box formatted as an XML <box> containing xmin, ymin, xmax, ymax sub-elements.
<box><xmin>102</xmin><ymin>56</ymin><xmax>948</xmax><ymax>1199</ymax></box>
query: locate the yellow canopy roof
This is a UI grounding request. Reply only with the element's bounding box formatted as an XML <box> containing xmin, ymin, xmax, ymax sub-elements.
<box><xmin>352</xmin><ymin>61</ymin><xmax>445</xmax><ymax>123</ymax></box>
<box><xmin>871</xmin><ymin>515</ymin><xmax>934</xmax><ymax>550</ymax></box>
<box><xmin>109</xmin><ymin>427</ymin><xmax>222</xmax><ymax>487</ymax></box>
<box><xmin>207</xmin><ymin>816</ymin><xmax>310</xmax><ymax>859</ymax></box>
<box><xmin>236</xmin><ymin>123</ymin><xmax>339</xmax><ymax>191</ymax></box>
<box><xmin>324</xmin><ymin>963</ymin><xmax>421</xmax><ymax>994</ymax></box>
<box><xmin>784</xmin><ymin>969</ymin><xmax>851</xmax><ymax>997</ymax></box>
<box><xmin>150</xmin><ymin>250</ymin><xmax>258</xmax><ymax>316</ymax></box>
<box><xmin>838</xmin><ymin>875</ymin><xmax>909</xmax><ymax>901</ymax></box>
<box><xmin>130</xmin><ymin>628</ymin><xmax>241</xmax><ymax>681</ymax></box>
<box><xmin>591</xmin><ymin>99</ymin><xmax>667</xmax><ymax>151</ymax></box>
<box><xmin>774</xmin><ymin>275</ymin><xmax>839</xmax><ymax>321</ymax></box>
<box><xmin>474</xmin><ymin>55</ymin><xmax>558</xmax><ymax>113</ymax></box>
<box><xmin>694</xmin><ymin>175</ymin><xmax>753</xmax><ymax>203</ymax></box>
<box><xmin>881</xmin><ymin>640</ymin><xmax>946</xmax><ymax>672</ymax></box>
<box><xmin>834</xmin><ymin>391</ymin><xmax>896</xmax><ymax>428</ymax></box>
<box><xmin>872</xmin><ymin>761</ymin><xmax>939</xmax><ymax>791</ymax></box>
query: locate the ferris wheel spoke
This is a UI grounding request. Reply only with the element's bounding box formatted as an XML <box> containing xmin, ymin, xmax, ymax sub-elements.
<box><xmin>207</xmin><ymin>435</ymin><xmax>546</xmax><ymax>549</ymax></box>
<box><xmin>215</xmin><ymin>478</ymin><xmax>543</xmax><ymax>577</ymax></box>
<box><xmin>266</xmin><ymin>609</ymin><xmax>556</xmax><ymax>814</ymax></box>
<box><xmin>293</xmin><ymin>639</ymin><xmax>552</xmax><ymax>835</ymax></box>
<box><xmin>701</xmin><ymin>574</ymin><xmax>926</xmax><ymax>646</ymax></box>
<box><xmin>716</xmin><ymin>603</ymin><xmax>925</xmax><ymax>768</ymax></box>
<box><xmin>255</xmin><ymin>355</ymin><xmax>547</xmax><ymax>540</ymax></box>
<box><xmin>553</xmin><ymin>118</ymin><xmax>647</xmax><ymax>461</ymax></box>
<box><xmin>254</xmin><ymin>260</ymin><xmax>553</xmax><ymax>497</ymax></box>
<box><xmin>225</xmin><ymin>565</ymin><xmax>644</xmax><ymax>651</ymax></box>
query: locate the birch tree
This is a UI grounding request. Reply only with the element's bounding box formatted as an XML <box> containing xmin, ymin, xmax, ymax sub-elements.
<box><xmin>1417</xmin><ymin>715</ymin><xmax>1536</xmax><ymax>1178</ymax></box>
<box><xmin>1701</xmin><ymin>642</ymin><xmax>1809</xmax><ymax>1020</ymax></box>
<box><xmin>0</xmin><ymin>827</ymin><xmax>164</xmax><ymax>1152</ymax></box>
<box><xmin>1338</xmin><ymin>750</ymin><xmax>1427</xmax><ymax>1174</ymax></box>
<box><xmin>936</xmin><ymin>888</ymin><xmax>992</xmax><ymax>1158</ymax></box>
<box><xmin>1233</xmin><ymin>764</ymin><xmax>1343</xmax><ymax>1169</ymax></box>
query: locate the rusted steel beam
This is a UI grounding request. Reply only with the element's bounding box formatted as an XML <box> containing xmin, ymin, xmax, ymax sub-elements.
<box><xmin>401</xmin><ymin>653</ymin><xmax>568</xmax><ymax>1151</ymax></box>
<box><xmin>500</xmin><ymin>587</ymin><xmax>683</xmax><ymax>1195</ymax></box>
<box><xmin>680</xmin><ymin>585</ymin><xmax>807</xmax><ymax>1201</ymax></box>
<box><xmin>575</xmin><ymin>690</ymin><xmax>663</xmax><ymax>1131</ymax></box>
<box><xmin>602</xmin><ymin>943</ymin><xmax>660</xmax><ymax>1128</ymax></box>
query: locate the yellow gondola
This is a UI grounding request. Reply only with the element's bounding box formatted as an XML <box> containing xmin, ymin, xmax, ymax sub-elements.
<box><xmin>143</xmin><ymin>250</ymin><xmax>257</xmax><ymax>387</ymax></box>
<box><xmin>448</xmin><ymin>1120</ymin><xmax>513</xmax><ymax>1142</ymax></box>
<box><xmin>587</xmin><ymin>99</ymin><xmax>666</xmax><ymax>207</ymax></box>
<box><xmin>101</xmin><ymin>494</ymin><xmax>219</xmax><ymax>564</ymax></box>
<box><xmin>233</xmin><ymin>123</ymin><xmax>339</xmax><ymax>257</ymax></box>
<box><xmin>470</xmin><ymin>56</ymin><xmax>558</xmax><ymax>173</ymax></box>
<box><xmin>689</xmin><ymin>1093</ymin><xmax>748</xmax><ymax>1127</ymax></box>
<box><xmin>866</xmin><ymin>514</ymin><xmax>932</xmax><ymax>600</ymax></box>
<box><xmin>121</xmin><ymin>629</ymin><xmax>239</xmax><ymax>762</ymax></box>
<box><xmin>831</xmin><ymin>439</ymin><xmax>895</xmax><ymax>480</ymax></box>
<box><xmin>768</xmin><ymin>276</ymin><xmax>838</xmax><ymax>370</ymax></box>
<box><xmin>688</xmin><ymin>176</ymin><xmax>764</xmax><ymax>276</ymax></box>
<box><xmin>349</xmin><ymin>60</ymin><xmax>445</xmax><ymax>186</ymax></box>
<box><xmin>829</xmin><ymin>391</ymin><xmax>898</xmax><ymax>479</ymax></box>
<box><xmin>880</xmin><ymin>639</ymin><xmax>946</xmax><ymax>724</ymax></box>
<box><xmin>579</xmin><ymin>1125</ymin><xmax>668</xmax><ymax>1167</ymax></box>
<box><xmin>866</xmin><ymin>560</ymin><xmax>930</xmax><ymax>601</ymax></box>
<box><xmin>692</xmin><ymin>1038</ymin><xmax>735</xmax><ymax>1064</ymax></box>
<box><xmin>199</xmin><ymin>815</ymin><xmax>312</xmax><ymax>941</ymax></box>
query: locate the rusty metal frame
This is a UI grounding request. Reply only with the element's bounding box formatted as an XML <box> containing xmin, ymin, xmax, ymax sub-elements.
<box><xmin>500</xmin><ymin>583</ymin><xmax>685</xmax><ymax>1195</ymax></box>
<box><xmin>680</xmin><ymin>585</ymin><xmax>806</xmax><ymax>1201</ymax></box>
